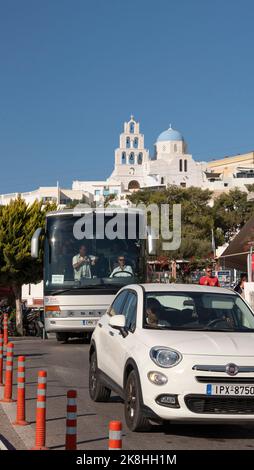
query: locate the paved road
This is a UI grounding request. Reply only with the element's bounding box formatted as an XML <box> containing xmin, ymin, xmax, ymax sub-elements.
<box><xmin>1</xmin><ymin>337</ymin><xmax>254</xmax><ymax>450</ymax></box>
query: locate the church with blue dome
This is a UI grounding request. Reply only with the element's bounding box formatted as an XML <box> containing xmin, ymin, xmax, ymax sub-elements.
<box><xmin>109</xmin><ymin>116</ymin><xmax>205</xmax><ymax>192</ymax></box>
<box><xmin>72</xmin><ymin>115</ymin><xmax>254</xmax><ymax>203</ymax></box>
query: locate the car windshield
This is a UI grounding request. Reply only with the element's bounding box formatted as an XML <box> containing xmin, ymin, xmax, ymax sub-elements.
<box><xmin>44</xmin><ymin>213</ymin><xmax>144</xmax><ymax>294</ymax></box>
<box><xmin>143</xmin><ymin>291</ymin><xmax>254</xmax><ymax>332</ymax></box>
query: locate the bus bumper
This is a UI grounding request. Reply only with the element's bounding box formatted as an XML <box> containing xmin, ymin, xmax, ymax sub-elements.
<box><xmin>44</xmin><ymin>317</ymin><xmax>99</xmax><ymax>333</ymax></box>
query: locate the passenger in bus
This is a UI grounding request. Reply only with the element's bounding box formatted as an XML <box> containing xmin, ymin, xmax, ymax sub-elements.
<box><xmin>72</xmin><ymin>244</ymin><xmax>97</xmax><ymax>280</ymax></box>
<box><xmin>109</xmin><ymin>256</ymin><xmax>134</xmax><ymax>278</ymax></box>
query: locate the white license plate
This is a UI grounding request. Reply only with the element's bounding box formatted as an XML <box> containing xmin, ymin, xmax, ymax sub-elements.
<box><xmin>82</xmin><ymin>320</ymin><xmax>97</xmax><ymax>326</ymax></box>
<box><xmin>206</xmin><ymin>384</ymin><xmax>254</xmax><ymax>396</ymax></box>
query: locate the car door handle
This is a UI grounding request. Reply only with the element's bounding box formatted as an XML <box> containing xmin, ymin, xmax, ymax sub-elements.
<box><xmin>98</xmin><ymin>322</ymin><xmax>102</xmax><ymax>328</ymax></box>
<box><xmin>109</xmin><ymin>331</ymin><xmax>114</xmax><ymax>336</ymax></box>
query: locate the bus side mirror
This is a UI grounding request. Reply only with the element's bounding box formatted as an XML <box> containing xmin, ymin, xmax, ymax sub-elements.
<box><xmin>31</xmin><ymin>228</ymin><xmax>43</xmax><ymax>258</ymax></box>
<box><xmin>147</xmin><ymin>226</ymin><xmax>157</xmax><ymax>255</ymax></box>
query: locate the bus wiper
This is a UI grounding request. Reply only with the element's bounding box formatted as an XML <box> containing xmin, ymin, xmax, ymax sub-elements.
<box><xmin>49</xmin><ymin>288</ymin><xmax>79</xmax><ymax>295</ymax></box>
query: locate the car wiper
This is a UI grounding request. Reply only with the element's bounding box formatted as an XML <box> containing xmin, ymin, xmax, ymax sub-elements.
<box><xmin>49</xmin><ymin>288</ymin><xmax>79</xmax><ymax>295</ymax></box>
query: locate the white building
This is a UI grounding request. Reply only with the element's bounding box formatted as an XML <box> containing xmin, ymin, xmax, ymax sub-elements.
<box><xmin>74</xmin><ymin>117</ymin><xmax>207</xmax><ymax>200</ymax></box>
<box><xmin>0</xmin><ymin>186</ymin><xmax>92</xmax><ymax>207</ymax></box>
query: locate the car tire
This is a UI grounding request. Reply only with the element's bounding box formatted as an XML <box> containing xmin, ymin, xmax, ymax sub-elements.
<box><xmin>89</xmin><ymin>351</ymin><xmax>111</xmax><ymax>402</ymax></box>
<box><xmin>124</xmin><ymin>370</ymin><xmax>151</xmax><ymax>432</ymax></box>
<box><xmin>56</xmin><ymin>332</ymin><xmax>69</xmax><ymax>342</ymax></box>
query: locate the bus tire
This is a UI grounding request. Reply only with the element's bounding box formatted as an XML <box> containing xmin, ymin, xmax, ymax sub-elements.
<box><xmin>56</xmin><ymin>332</ymin><xmax>69</xmax><ymax>342</ymax></box>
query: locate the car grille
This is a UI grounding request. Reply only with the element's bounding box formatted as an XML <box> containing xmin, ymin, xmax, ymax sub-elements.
<box><xmin>195</xmin><ymin>376</ymin><xmax>254</xmax><ymax>384</ymax></box>
<box><xmin>185</xmin><ymin>394</ymin><xmax>254</xmax><ymax>414</ymax></box>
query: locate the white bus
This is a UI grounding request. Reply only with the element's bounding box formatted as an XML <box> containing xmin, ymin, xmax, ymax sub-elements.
<box><xmin>31</xmin><ymin>207</ymin><xmax>155</xmax><ymax>341</ymax></box>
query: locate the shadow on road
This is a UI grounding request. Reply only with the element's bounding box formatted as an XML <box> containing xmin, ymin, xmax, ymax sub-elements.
<box><xmin>28</xmin><ymin>412</ymin><xmax>97</xmax><ymax>425</ymax></box>
<box><xmin>153</xmin><ymin>422</ymin><xmax>254</xmax><ymax>440</ymax></box>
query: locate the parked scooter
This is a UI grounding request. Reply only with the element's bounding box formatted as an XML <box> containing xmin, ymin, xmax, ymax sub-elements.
<box><xmin>22</xmin><ymin>306</ymin><xmax>44</xmax><ymax>337</ymax></box>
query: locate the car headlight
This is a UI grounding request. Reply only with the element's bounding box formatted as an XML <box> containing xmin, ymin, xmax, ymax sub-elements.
<box><xmin>150</xmin><ymin>346</ymin><xmax>182</xmax><ymax>368</ymax></box>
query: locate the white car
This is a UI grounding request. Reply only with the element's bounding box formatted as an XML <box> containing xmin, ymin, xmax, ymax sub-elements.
<box><xmin>89</xmin><ymin>283</ymin><xmax>254</xmax><ymax>431</ymax></box>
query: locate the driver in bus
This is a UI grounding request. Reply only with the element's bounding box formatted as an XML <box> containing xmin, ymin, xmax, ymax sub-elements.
<box><xmin>72</xmin><ymin>244</ymin><xmax>97</xmax><ymax>280</ymax></box>
<box><xmin>109</xmin><ymin>255</ymin><xmax>134</xmax><ymax>278</ymax></box>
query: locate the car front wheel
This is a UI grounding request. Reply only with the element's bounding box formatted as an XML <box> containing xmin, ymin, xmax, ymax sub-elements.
<box><xmin>89</xmin><ymin>351</ymin><xmax>111</xmax><ymax>402</ymax></box>
<box><xmin>124</xmin><ymin>370</ymin><xmax>151</xmax><ymax>432</ymax></box>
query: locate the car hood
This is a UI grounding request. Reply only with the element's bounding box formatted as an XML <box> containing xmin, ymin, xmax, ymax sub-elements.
<box><xmin>139</xmin><ymin>330</ymin><xmax>254</xmax><ymax>356</ymax></box>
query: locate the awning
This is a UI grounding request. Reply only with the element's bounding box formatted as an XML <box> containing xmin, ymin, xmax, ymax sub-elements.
<box><xmin>219</xmin><ymin>215</ymin><xmax>254</xmax><ymax>271</ymax></box>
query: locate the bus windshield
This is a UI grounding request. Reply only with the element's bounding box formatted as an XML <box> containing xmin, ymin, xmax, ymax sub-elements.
<box><xmin>44</xmin><ymin>213</ymin><xmax>145</xmax><ymax>293</ymax></box>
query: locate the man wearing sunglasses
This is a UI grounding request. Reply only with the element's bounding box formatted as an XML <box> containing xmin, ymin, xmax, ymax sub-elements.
<box><xmin>110</xmin><ymin>255</ymin><xmax>134</xmax><ymax>278</ymax></box>
<box><xmin>199</xmin><ymin>265</ymin><xmax>220</xmax><ymax>287</ymax></box>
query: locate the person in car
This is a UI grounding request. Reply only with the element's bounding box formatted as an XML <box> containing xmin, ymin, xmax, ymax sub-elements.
<box><xmin>145</xmin><ymin>298</ymin><xmax>170</xmax><ymax>327</ymax></box>
<box><xmin>110</xmin><ymin>256</ymin><xmax>134</xmax><ymax>278</ymax></box>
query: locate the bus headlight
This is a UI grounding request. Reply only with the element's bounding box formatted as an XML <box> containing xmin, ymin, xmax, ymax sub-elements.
<box><xmin>45</xmin><ymin>306</ymin><xmax>61</xmax><ymax>318</ymax></box>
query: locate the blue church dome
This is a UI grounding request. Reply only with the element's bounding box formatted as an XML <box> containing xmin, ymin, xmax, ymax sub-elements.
<box><xmin>157</xmin><ymin>126</ymin><xmax>183</xmax><ymax>142</ymax></box>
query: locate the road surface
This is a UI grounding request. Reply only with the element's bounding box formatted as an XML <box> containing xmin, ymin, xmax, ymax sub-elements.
<box><xmin>1</xmin><ymin>338</ymin><xmax>254</xmax><ymax>450</ymax></box>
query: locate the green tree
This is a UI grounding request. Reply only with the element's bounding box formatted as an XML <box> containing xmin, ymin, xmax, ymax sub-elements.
<box><xmin>65</xmin><ymin>195</ymin><xmax>89</xmax><ymax>209</ymax></box>
<box><xmin>212</xmin><ymin>188</ymin><xmax>254</xmax><ymax>243</ymax></box>
<box><xmin>128</xmin><ymin>186</ymin><xmax>215</xmax><ymax>259</ymax></box>
<box><xmin>104</xmin><ymin>193</ymin><xmax>117</xmax><ymax>207</ymax></box>
<box><xmin>0</xmin><ymin>197</ymin><xmax>55</xmax><ymax>334</ymax></box>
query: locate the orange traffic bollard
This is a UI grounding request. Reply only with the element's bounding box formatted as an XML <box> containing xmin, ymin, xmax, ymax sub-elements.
<box><xmin>13</xmin><ymin>356</ymin><xmax>29</xmax><ymax>426</ymax></box>
<box><xmin>32</xmin><ymin>370</ymin><xmax>48</xmax><ymax>450</ymax></box>
<box><xmin>65</xmin><ymin>390</ymin><xmax>77</xmax><ymax>450</ymax></box>
<box><xmin>0</xmin><ymin>334</ymin><xmax>3</xmax><ymax>385</ymax></box>
<box><xmin>3</xmin><ymin>314</ymin><xmax>8</xmax><ymax>346</ymax></box>
<box><xmin>108</xmin><ymin>421</ymin><xmax>122</xmax><ymax>450</ymax></box>
<box><xmin>0</xmin><ymin>342</ymin><xmax>15</xmax><ymax>403</ymax></box>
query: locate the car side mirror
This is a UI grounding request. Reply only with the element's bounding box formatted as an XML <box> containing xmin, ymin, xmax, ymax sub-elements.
<box><xmin>108</xmin><ymin>315</ymin><xmax>128</xmax><ymax>337</ymax></box>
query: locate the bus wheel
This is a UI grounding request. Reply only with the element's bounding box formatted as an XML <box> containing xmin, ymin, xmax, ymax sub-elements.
<box><xmin>83</xmin><ymin>332</ymin><xmax>92</xmax><ymax>344</ymax></box>
<box><xmin>56</xmin><ymin>333</ymin><xmax>69</xmax><ymax>342</ymax></box>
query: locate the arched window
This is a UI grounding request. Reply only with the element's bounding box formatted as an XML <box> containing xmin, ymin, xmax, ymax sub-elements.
<box><xmin>179</xmin><ymin>159</ymin><xmax>183</xmax><ymax>172</ymax></box>
<box><xmin>129</xmin><ymin>152</ymin><xmax>135</xmax><ymax>165</ymax></box>
<box><xmin>161</xmin><ymin>177</ymin><xmax>164</xmax><ymax>184</ymax></box>
<box><xmin>126</xmin><ymin>137</ymin><xmax>130</xmax><ymax>148</ymax></box>
<box><xmin>137</xmin><ymin>152</ymin><xmax>143</xmax><ymax>164</ymax></box>
<box><xmin>128</xmin><ymin>180</ymin><xmax>140</xmax><ymax>191</ymax></box>
<box><xmin>184</xmin><ymin>159</ymin><xmax>187</xmax><ymax>172</ymax></box>
<box><xmin>174</xmin><ymin>144</ymin><xmax>177</xmax><ymax>152</ymax></box>
<box><xmin>134</xmin><ymin>137</ymin><xmax>138</xmax><ymax>148</ymax></box>
<box><xmin>130</xmin><ymin>122</ymin><xmax>135</xmax><ymax>133</ymax></box>
<box><xmin>122</xmin><ymin>152</ymin><xmax>126</xmax><ymax>164</ymax></box>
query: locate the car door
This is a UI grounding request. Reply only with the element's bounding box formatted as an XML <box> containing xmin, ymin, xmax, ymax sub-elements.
<box><xmin>105</xmin><ymin>290</ymin><xmax>138</xmax><ymax>387</ymax></box>
<box><xmin>96</xmin><ymin>290</ymin><xmax>128</xmax><ymax>378</ymax></box>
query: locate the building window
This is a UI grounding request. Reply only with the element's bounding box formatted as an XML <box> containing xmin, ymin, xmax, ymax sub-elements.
<box><xmin>122</xmin><ymin>152</ymin><xmax>126</xmax><ymax>164</ymax></box>
<box><xmin>184</xmin><ymin>160</ymin><xmax>187</xmax><ymax>172</ymax></box>
<box><xmin>161</xmin><ymin>177</ymin><xmax>164</xmax><ymax>184</ymax></box>
<box><xmin>129</xmin><ymin>152</ymin><xmax>135</xmax><ymax>165</ymax></box>
<box><xmin>126</xmin><ymin>137</ymin><xmax>130</xmax><ymax>148</ymax></box>
<box><xmin>130</xmin><ymin>122</ymin><xmax>135</xmax><ymax>133</ymax></box>
<box><xmin>134</xmin><ymin>137</ymin><xmax>138</xmax><ymax>148</ymax></box>
<box><xmin>174</xmin><ymin>144</ymin><xmax>177</xmax><ymax>152</ymax></box>
<box><xmin>137</xmin><ymin>152</ymin><xmax>143</xmax><ymax>164</ymax></box>
<box><xmin>179</xmin><ymin>159</ymin><xmax>183</xmax><ymax>172</ymax></box>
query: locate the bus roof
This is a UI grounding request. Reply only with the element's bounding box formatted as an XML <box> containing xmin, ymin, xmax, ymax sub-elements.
<box><xmin>46</xmin><ymin>207</ymin><xmax>145</xmax><ymax>217</ymax></box>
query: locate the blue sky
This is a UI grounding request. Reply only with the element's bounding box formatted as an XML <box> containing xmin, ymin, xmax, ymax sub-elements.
<box><xmin>1</xmin><ymin>0</ymin><xmax>254</xmax><ymax>193</ymax></box>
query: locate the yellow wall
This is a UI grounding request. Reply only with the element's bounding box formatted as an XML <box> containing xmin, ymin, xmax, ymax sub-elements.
<box><xmin>207</xmin><ymin>152</ymin><xmax>254</xmax><ymax>177</ymax></box>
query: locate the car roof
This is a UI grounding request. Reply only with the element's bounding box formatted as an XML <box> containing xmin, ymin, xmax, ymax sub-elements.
<box><xmin>125</xmin><ymin>283</ymin><xmax>235</xmax><ymax>296</ymax></box>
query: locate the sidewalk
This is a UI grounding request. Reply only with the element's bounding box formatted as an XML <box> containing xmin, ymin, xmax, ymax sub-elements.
<box><xmin>0</xmin><ymin>405</ymin><xmax>25</xmax><ymax>450</ymax></box>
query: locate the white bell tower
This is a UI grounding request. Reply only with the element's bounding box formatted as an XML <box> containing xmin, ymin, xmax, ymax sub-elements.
<box><xmin>110</xmin><ymin>116</ymin><xmax>149</xmax><ymax>191</ymax></box>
